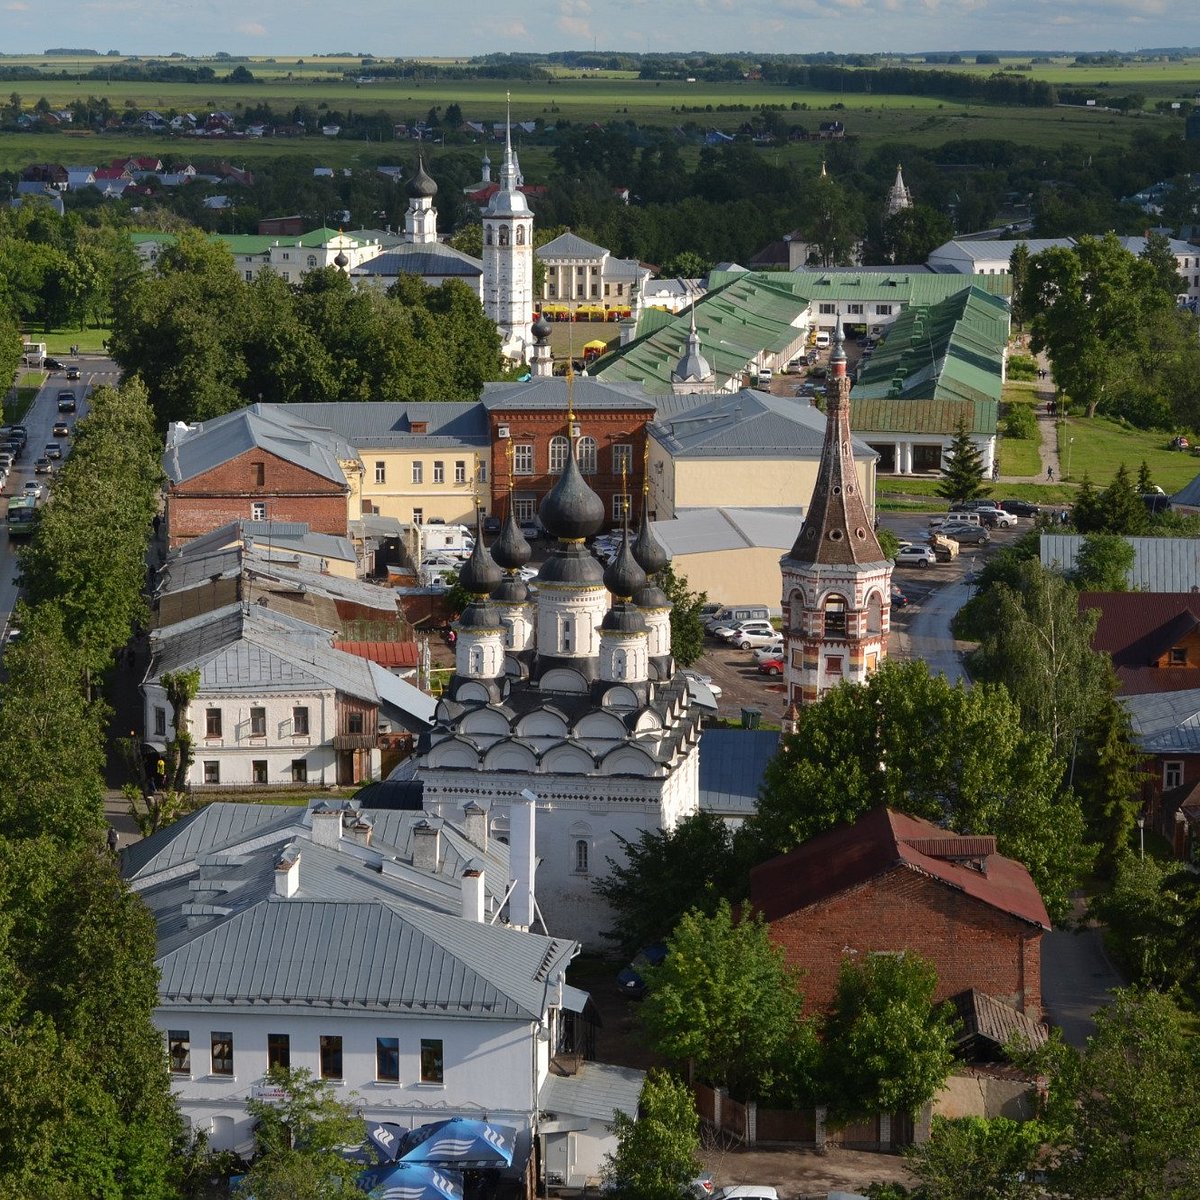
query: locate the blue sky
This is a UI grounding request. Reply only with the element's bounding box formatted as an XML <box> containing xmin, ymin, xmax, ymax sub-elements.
<box><xmin>2</xmin><ymin>0</ymin><xmax>1195</xmax><ymax>57</ymax></box>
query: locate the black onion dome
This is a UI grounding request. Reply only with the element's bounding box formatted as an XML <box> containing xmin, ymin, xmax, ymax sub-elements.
<box><xmin>634</xmin><ymin>582</ymin><xmax>671</xmax><ymax>609</ymax></box>
<box><xmin>408</xmin><ymin>158</ymin><xmax>438</xmax><ymax>198</ymax></box>
<box><xmin>632</xmin><ymin>504</ymin><xmax>670</xmax><ymax>576</ymax></box>
<box><xmin>492</xmin><ymin>507</ymin><xmax>532</xmax><ymax>571</ymax></box>
<box><xmin>333</xmin><ymin>249</ymin><xmax>349</xmax><ymax>268</ymax></box>
<box><xmin>458</xmin><ymin>535</ymin><xmax>503</xmax><ymax>595</ymax></box>
<box><xmin>539</xmin><ymin>444</ymin><xmax>604</xmax><ymax>541</ymax></box>
<box><xmin>604</xmin><ymin>534</ymin><xmax>647</xmax><ymax>600</ymax></box>
<box><xmin>532</xmin><ymin>314</ymin><xmax>553</xmax><ymax>342</ymax></box>
<box><xmin>457</xmin><ymin>600</ymin><xmax>502</xmax><ymax>630</ymax></box>
<box><xmin>491</xmin><ymin>575</ymin><xmax>530</xmax><ymax>604</ymax></box>
<box><xmin>601</xmin><ymin>602</ymin><xmax>648</xmax><ymax>635</ymax></box>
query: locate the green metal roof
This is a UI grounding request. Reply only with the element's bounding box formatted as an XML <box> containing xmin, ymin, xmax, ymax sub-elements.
<box><xmin>767</xmin><ymin>270</ymin><xmax>1011</xmax><ymax>305</ymax></box>
<box><xmin>130</xmin><ymin>226</ymin><xmax>363</xmax><ymax>259</ymax></box>
<box><xmin>590</xmin><ymin>272</ymin><xmax>811</xmax><ymax>395</ymax></box>
<box><xmin>852</xmin><ymin>397</ymin><xmax>998</xmax><ymax>437</ymax></box>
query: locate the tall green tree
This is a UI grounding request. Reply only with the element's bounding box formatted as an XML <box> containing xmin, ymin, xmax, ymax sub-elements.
<box><xmin>602</xmin><ymin>1072</ymin><xmax>700</xmax><ymax>1200</ymax></box>
<box><xmin>936</xmin><ymin>417</ymin><xmax>989</xmax><ymax>503</ymax></box>
<box><xmin>1070</xmin><ymin>532</ymin><xmax>1134</xmax><ymax>591</ymax></box>
<box><xmin>593</xmin><ymin>810</ymin><xmax>743</xmax><ymax>956</ymax></box>
<box><xmin>820</xmin><ymin>952</ymin><xmax>957</xmax><ymax>1126</ymax></box>
<box><xmin>802</xmin><ymin>171</ymin><xmax>862</xmax><ymax>268</ymax></box>
<box><xmin>1008</xmin><ymin>242</ymin><xmax>1031</xmax><ymax>330</ymax></box>
<box><xmin>970</xmin><ymin>560</ymin><xmax>1112</xmax><ymax>757</ymax></box>
<box><xmin>1032</xmin><ymin>988</ymin><xmax>1200</xmax><ymax>1199</ymax></box>
<box><xmin>642</xmin><ymin>900</ymin><xmax>819</xmax><ymax>1103</ymax></box>
<box><xmin>752</xmin><ymin>660</ymin><xmax>1084</xmax><ymax>920</ymax></box>
<box><xmin>659</xmin><ymin>563</ymin><xmax>707</xmax><ymax>667</ymax></box>
<box><xmin>243</xmin><ymin>1068</ymin><xmax>364</xmax><ymax>1200</ymax></box>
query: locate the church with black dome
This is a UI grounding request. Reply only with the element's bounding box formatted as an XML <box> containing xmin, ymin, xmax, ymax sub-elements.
<box><xmin>416</xmin><ymin>402</ymin><xmax>703</xmax><ymax>944</ymax></box>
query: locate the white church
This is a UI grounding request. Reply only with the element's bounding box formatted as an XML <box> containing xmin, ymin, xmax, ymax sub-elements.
<box><xmin>416</xmin><ymin>413</ymin><xmax>703</xmax><ymax>945</ymax></box>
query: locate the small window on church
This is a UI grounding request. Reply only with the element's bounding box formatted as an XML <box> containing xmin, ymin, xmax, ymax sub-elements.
<box><xmin>516</xmin><ymin>226</ymin><xmax>526</xmax><ymax>245</ymax></box>
<box><xmin>823</xmin><ymin>595</ymin><xmax>848</xmax><ymax>636</ymax></box>
<box><xmin>470</xmin><ymin>646</ymin><xmax>483</xmax><ymax>674</ymax></box>
<box><xmin>499</xmin><ymin>225</ymin><xmax>510</xmax><ymax>246</ymax></box>
<box><xmin>574</xmin><ymin>839</ymin><xmax>589</xmax><ymax>875</ymax></box>
<box><xmin>561</xmin><ymin>616</ymin><xmax>574</xmax><ymax>653</ymax></box>
<box><xmin>485</xmin><ymin>227</ymin><xmax>493</xmax><ymax>246</ymax></box>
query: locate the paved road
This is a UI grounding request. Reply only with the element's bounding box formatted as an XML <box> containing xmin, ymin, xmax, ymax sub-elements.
<box><xmin>1041</xmin><ymin>916</ymin><xmax>1124</xmax><ymax>1048</ymax></box>
<box><xmin>904</xmin><ymin>576</ymin><xmax>973</xmax><ymax>685</ymax></box>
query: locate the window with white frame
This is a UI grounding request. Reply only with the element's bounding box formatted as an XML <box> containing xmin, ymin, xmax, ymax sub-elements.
<box><xmin>819</xmin><ymin>303</ymin><xmax>836</xmax><ymax>314</ymax></box>
<box><xmin>846</xmin><ymin>303</ymin><xmax>864</xmax><ymax>315</ymax></box>
<box><xmin>375</xmin><ymin>461</ymin><xmax>386</xmax><ymax>484</ymax></box>
<box><xmin>476</xmin><ymin>462</ymin><xmax>488</xmax><ymax>483</ymax></box>
<box><xmin>293</xmin><ymin>706</ymin><xmax>309</xmax><ymax>736</ymax></box>
<box><xmin>168</xmin><ymin>1030</ymin><xmax>191</xmax><ymax>1075</ymax></box>
<box><xmin>876</xmin><ymin>304</ymin><xmax>893</xmax><ymax>316</ymax></box>
<box><xmin>433</xmin><ymin>461</ymin><xmax>445</xmax><ymax>484</ymax></box>
<box><xmin>454</xmin><ymin>460</ymin><xmax>466</xmax><ymax>484</ymax></box>
<box><xmin>412</xmin><ymin>461</ymin><xmax>423</xmax><ymax>485</ymax></box>
<box><xmin>612</xmin><ymin>444</ymin><xmax>633</xmax><ymax>477</ymax></box>
<box><xmin>612</xmin><ymin>493</ymin><xmax>631</xmax><ymax>521</ymax></box>
<box><xmin>513</xmin><ymin>445</ymin><xmax>534</xmax><ymax>475</ymax></box>
<box><xmin>548</xmin><ymin>435</ymin><xmax>569</xmax><ymax>475</ymax></box>
<box><xmin>578</xmin><ymin>436</ymin><xmax>598</xmax><ymax>475</ymax></box>
<box><xmin>154</xmin><ymin>707</ymin><xmax>167</xmax><ymax>737</ymax></box>
<box><xmin>513</xmin><ymin>497</ymin><xmax>535</xmax><ymax>522</ymax></box>
<box><xmin>1165</xmin><ymin>760</ymin><xmax>1185</xmax><ymax>790</ymax></box>
<box><xmin>412</xmin><ymin>507</ymin><xmax>423</xmax><ymax>525</ymax></box>
<box><xmin>251</xmin><ymin>501</ymin><xmax>267</xmax><ymax>521</ymax></box>
<box><xmin>249</xmin><ymin>707</ymin><xmax>266</xmax><ymax>737</ymax></box>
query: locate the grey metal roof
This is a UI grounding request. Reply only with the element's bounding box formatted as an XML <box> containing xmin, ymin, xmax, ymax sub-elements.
<box><xmin>1172</xmin><ymin>471</ymin><xmax>1200</xmax><ymax>509</ymax></box>
<box><xmin>539</xmin><ymin>1061</ymin><xmax>644</xmax><ymax>1123</ymax></box>
<box><xmin>699</xmin><ymin>729</ymin><xmax>779</xmax><ymax>817</ymax></box>
<box><xmin>649</xmin><ymin>389</ymin><xmax>874</xmax><ymax>460</ymax></box>
<box><xmin>1122</xmin><ymin>688</ymin><xmax>1200</xmax><ymax>754</ymax></box>
<box><xmin>148</xmin><ymin>604</ymin><xmax>402</xmax><ymax>709</ymax></box>
<box><xmin>536</xmin><ymin>230</ymin><xmax>608</xmax><ymax>260</ymax></box>
<box><xmin>930</xmin><ymin>238</ymin><xmax>1069</xmax><ymax>262</ymax></box>
<box><xmin>482</xmin><ymin>379</ymin><xmax>654</xmax><ymax>412</ymax></box>
<box><xmin>164</xmin><ymin>404</ymin><xmax>355</xmax><ymax>488</ymax></box>
<box><xmin>1040</xmin><ymin>534</ymin><xmax>1200</xmax><ymax>593</ymax></box>
<box><xmin>351</xmin><ymin>244</ymin><xmax>483</xmax><ymax>278</ymax></box>
<box><xmin>277</xmin><ymin>402</ymin><xmax>489</xmax><ymax>449</ymax></box>
<box><xmin>651</xmin><ymin>508</ymin><xmax>804</xmax><ymax>556</ymax></box>
<box><xmin>155</xmin><ymin>896</ymin><xmax>572</xmax><ymax>1018</ymax></box>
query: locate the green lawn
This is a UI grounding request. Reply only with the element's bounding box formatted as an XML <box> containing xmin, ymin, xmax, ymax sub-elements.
<box><xmin>28</xmin><ymin>326</ymin><xmax>113</xmax><ymax>355</ymax></box>
<box><xmin>998</xmin><ymin>432</ymin><xmax>1043</xmax><ymax>477</ymax></box>
<box><xmin>1058</xmin><ymin>416</ymin><xmax>1200</xmax><ymax>490</ymax></box>
<box><xmin>878</xmin><ymin>477</ymin><xmax>1079</xmax><ymax>506</ymax></box>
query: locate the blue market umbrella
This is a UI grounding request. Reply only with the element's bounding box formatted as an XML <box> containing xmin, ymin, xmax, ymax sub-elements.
<box><xmin>359</xmin><ymin>1162</ymin><xmax>463</xmax><ymax>1200</ymax></box>
<box><xmin>366</xmin><ymin>1121</ymin><xmax>411</xmax><ymax>1163</ymax></box>
<box><xmin>399</xmin><ymin>1117</ymin><xmax>517</xmax><ymax>1168</ymax></box>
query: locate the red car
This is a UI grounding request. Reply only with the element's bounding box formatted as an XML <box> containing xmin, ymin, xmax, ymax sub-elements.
<box><xmin>757</xmin><ymin>656</ymin><xmax>784</xmax><ymax>677</ymax></box>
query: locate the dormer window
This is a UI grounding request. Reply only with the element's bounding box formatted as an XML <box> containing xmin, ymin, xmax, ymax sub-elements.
<box><xmin>1170</xmin><ymin>647</ymin><xmax>1188</xmax><ymax>665</ymax></box>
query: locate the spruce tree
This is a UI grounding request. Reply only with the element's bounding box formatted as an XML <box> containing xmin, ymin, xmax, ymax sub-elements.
<box><xmin>936</xmin><ymin>417</ymin><xmax>990</xmax><ymax>503</ymax></box>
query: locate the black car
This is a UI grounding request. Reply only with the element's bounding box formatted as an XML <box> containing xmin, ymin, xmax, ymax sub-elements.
<box><xmin>617</xmin><ymin>943</ymin><xmax>668</xmax><ymax>999</ymax></box>
<box><xmin>482</xmin><ymin>515</ymin><xmax>501</xmax><ymax>535</ymax></box>
<box><xmin>998</xmin><ymin>499</ymin><xmax>1041</xmax><ymax>518</ymax></box>
<box><xmin>9</xmin><ymin>425</ymin><xmax>27</xmax><ymax>445</ymax></box>
<box><xmin>43</xmin><ymin>357</ymin><xmax>65</xmax><ymax>372</ymax></box>
<box><xmin>57</xmin><ymin>391</ymin><xmax>77</xmax><ymax>413</ymax></box>
<box><xmin>65</xmin><ymin>366</ymin><xmax>80</xmax><ymax>380</ymax></box>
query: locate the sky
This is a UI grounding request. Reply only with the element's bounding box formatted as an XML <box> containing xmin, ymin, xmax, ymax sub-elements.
<box><xmin>2</xmin><ymin>0</ymin><xmax>1196</xmax><ymax>58</ymax></box>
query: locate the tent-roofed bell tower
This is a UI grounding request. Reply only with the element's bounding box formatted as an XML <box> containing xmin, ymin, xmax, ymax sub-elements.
<box><xmin>779</xmin><ymin>322</ymin><xmax>892</xmax><ymax>729</ymax></box>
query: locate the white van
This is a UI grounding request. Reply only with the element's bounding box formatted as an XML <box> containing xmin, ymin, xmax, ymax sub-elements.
<box><xmin>928</xmin><ymin>511</ymin><xmax>982</xmax><ymax>529</ymax></box>
<box><xmin>814</xmin><ymin>331</ymin><xmax>831</xmax><ymax>350</ymax></box>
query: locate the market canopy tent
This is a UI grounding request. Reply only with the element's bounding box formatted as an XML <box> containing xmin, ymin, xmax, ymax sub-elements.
<box><xmin>359</xmin><ymin>1162</ymin><xmax>463</xmax><ymax>1200</ymax></box>
<box><xmin>398</xmin><ymin>1117</ymin><xmax>518</xmax><ymax>1169</ymax></box>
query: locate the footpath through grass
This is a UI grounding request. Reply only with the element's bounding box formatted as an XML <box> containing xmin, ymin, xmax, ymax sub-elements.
<box><xmin>1057</xmin><ymin>416</ymin><xmax>1200</xmax><ymax>490</ymax></box>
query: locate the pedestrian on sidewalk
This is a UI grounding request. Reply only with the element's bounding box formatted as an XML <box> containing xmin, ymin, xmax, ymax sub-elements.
<box><xmin>107</xmin><ymin>826</ymin><xmax>119</xmax><ymax>854</ymax></box>
<box><xmin>1047</xmin><ymin>465</ymin><xmax>1054</xmax><ymax>482</ymax></box>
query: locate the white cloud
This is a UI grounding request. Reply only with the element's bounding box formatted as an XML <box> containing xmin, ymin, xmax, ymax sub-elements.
<box><xmin>236</xmin><ymin>20</ymin><xmax>267</xmax><ymax>35</ymax></box>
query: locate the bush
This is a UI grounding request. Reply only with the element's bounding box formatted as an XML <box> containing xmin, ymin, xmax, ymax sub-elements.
<box><xmin>1007</xmin><ymin>353</ymin><xmax>1038</xmax><ymax>380</ymax></box>
<box><xmin>1002</xmin><ymin>402</ymin><xmax>1038</xmax><ymax>440</ymax></box>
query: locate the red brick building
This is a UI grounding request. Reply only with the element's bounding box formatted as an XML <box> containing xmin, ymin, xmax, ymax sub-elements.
<box><xmin>164</xmin><ymin>406</ymin><xmax>352</xmax><ymax>548</ymax></box>
<box><xmin>481</xmin><ymin>379</ymin><xmax>655</xmax><ymax>528</ymax></box>
<box><xmin>750</xmin><ymin>808</ymin><xmax>1050</xmax><ymax>1018</ymax></box>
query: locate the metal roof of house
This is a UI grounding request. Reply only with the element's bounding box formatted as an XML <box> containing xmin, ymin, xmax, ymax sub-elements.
<box><xmin>591</xmin><ymin>272</ymin><xmax>812</xmax><ymax>394</ymax></box>
<box><xmin>172</xmin><ymin>520</ymin><xmax>356</xmax><ymax>567</ymax></box>
<box><xmin>277</xmin><ymin>401</ymin><xmax>489</xmax><ymax>449</ymax></box>
<box><xmin>351</xmin><ymin>244</ymin><xmax>483</xmax><ymax>278</ymax></box>
<box><xmin>1122</xmin><ymin>688</ymin><xmax>1200</xmax><ymax>754</ymax></box>
<box><xmin>648</xmin><ymin>388</ymin><xmax>875</xmax><ymax>460</ymax></box>
<box><xmin>1043</xmin><ymin>535</ymin><xmax>1200</xmax><ymax>593</ymax></box>
<box><xmin>851</xmin><ymin>397</ymin><xmax>996</xmax><ymax>436</ymax></box>
<box><xmin>1081</xmin><ymin>591</ymin><xmax>1200</xmax><ymax>696</ymax></box>
<box><xmin>481</xmin><ymin>379</ymin><xmax>654</xmax><ymax>411</ymax></box>
<box><xmin>1171</xmin><ymin>471</ymin><xmax>1200</xmax><ymax>509</ymax></box>
<box><xmin>539</xmin><ymin>1062</ymin><xmax>645</xmax><ymax>1123</ymax></box>
<box><xmin>164</xmin><ymin>404</ymin><xmax>354</xmax><ymax>488</ymax></box>
<box><xmin>651</xmin><ymin>508</ymin><xmax>803</xmax><ymax>556</ymax></box>
<box><xmin>698</xmin><ymin>729</ymin><xmax>780</xmax><ymax>817</ymax></box>
<box><xmin>785</xmin><ymin>270</ymin><xmax>1011</xmax><ymax>304</ymax></box>
<box><xmin>537</xmin><ymin>230</ymin><xmax>608</xmax><ymax>260</ymax></box>
<box><xmin>750</xmin><ymin>807</ymin><xmax>1050</xmax><ymax>931</ymax></box>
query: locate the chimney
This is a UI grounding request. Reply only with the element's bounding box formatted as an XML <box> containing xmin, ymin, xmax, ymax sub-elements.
<box><xmin>311</xmin><ymin>806</ymin><xmax>343</xmax><ymax>848</ymax></box>
<box><xmin>508</xmin><ymin>790</ymin><xmax>537</xmax><ymax>930</ymax></box>
<box><xmin>462</xmin><ymin>864</ymin><xmax>485</xmax><ymax>923</ymax></box>
<box><xmin>274</xmin><ymin>845</ymin><xmax>301</xmax><ymax>897</ymax></box>
<box><xmin>463</xmin><ymin>801</ymin><xmax>488</xmax><ymax>851</ymax></box>
<box><xmin>412</xmin><ymin>819</ymin><xmax>441</xmax><ymax>873</ymax></box>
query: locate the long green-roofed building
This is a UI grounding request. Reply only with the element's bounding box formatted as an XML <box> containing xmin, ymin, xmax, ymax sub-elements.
<box><xmin>131</xmin><ymin>226</ymin><xmax>384</xmax><ymax>278</ymax></box>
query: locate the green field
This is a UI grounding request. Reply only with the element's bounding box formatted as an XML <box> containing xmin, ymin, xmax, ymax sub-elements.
<box><xmin>1058</xmin><ymin>416</ymin><xmax>1200</xmax><ymax>489</ymax></box>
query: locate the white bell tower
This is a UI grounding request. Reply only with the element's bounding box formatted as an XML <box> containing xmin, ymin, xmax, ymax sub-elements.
<box><xmin>482</xmin><ymin>95</ymin><xmax>534</xmax><ymax>361</ymax></box>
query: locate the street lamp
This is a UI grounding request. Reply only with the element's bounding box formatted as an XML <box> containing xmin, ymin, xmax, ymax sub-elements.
<box><xmin>1137</xmin><ymin>813</ymin><xmax>1145</xmax><ymax>860</ymax></box>
<box><xmin>1067</xmin><ymin>436</ymin><xmax>1074</xmax><ymax>482</ymax></box>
